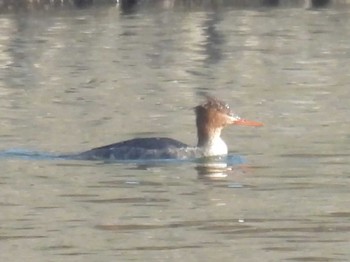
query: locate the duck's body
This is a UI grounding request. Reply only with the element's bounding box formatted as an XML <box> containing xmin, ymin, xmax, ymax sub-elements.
<box><xmin>71</xmin><ymin>96</ymin><xmax>263</xmax><ymax>161</ymax></box>
<box><xmin>75</xmin><ymin>137</ymin><xmax>192</xmax><ymax>160</ymax></box>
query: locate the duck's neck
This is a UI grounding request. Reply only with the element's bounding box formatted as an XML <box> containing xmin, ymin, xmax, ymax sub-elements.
<box><xmin>197</xmin><ymin>127</ymin><xmax>228</xmax><ymax>157</ymax></box>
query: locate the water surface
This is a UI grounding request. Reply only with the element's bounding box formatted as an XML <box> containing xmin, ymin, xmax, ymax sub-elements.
<box><xmin>0</xmin><ymin>4</ymin><xmax>350</xmax><ymax>262</ymax></box>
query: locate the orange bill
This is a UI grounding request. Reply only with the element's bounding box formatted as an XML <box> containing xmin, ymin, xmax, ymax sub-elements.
<box><xmin>233</xmin><ymin>118</ymin><xmax>264</xmax><ymax>127</ymax></box>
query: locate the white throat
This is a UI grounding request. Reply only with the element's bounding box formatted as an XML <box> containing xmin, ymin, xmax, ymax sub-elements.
<box><xmin>200</xmin><ymin>130</ymin><xmax>228</xmax><ymax>157</ymax></box>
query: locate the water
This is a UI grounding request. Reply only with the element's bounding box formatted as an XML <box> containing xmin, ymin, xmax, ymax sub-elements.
<box><xmin>1</xmin><ymin>4</ymin><xmax>350</xmax><ymax>262</ymax></box>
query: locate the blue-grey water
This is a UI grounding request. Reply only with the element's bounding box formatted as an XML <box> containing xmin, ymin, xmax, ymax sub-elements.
<box><xmin>1</xmin><ymin>4</ymin><xmax>350</xmax><ymax>262</ymax></box>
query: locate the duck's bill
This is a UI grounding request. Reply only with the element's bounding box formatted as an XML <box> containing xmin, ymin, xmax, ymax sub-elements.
<box><xmin>233</xmin><ymin>118</ymin><xmax>264</xmax><ymax>127</ymax></box>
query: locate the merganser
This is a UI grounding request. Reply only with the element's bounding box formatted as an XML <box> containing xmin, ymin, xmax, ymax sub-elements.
<box><xmin>71</xmin><ymin>96</ymin><xmax>263</xmax><ymax>161</ymax></box>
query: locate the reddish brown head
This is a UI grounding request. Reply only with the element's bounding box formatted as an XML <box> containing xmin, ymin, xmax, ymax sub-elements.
<box><xmin>195</xmin><ymin>96</ymin><xmax>263</xmax><ymax>147</ymax></box>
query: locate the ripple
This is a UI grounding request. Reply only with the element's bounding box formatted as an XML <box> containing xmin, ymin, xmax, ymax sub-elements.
<box><xmin>82</xmin><ymin>197</ymin><xmax>170</xmax><ymax>204</ymax></box>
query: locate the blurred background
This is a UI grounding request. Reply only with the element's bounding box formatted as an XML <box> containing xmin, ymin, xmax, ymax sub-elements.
<box><xmin>0</xmin><ymin>1</ymin><xmax>349</xmax><ymax>262</ymax></box>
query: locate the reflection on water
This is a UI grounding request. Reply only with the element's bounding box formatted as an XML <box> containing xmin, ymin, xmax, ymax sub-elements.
<box><xmin>0</xmin><ymin>0</ymin><xmax>337</xmax><ymax>13</ymax></box>
<box><xmin>1</xmin><ymin>3</ymin><xmax>350</xmax><ymax>262</ymax></box>
<box><xmin>0</xmin><ymin>148</ymin><xmax>246</xmax><ymax>178</ymax></box>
